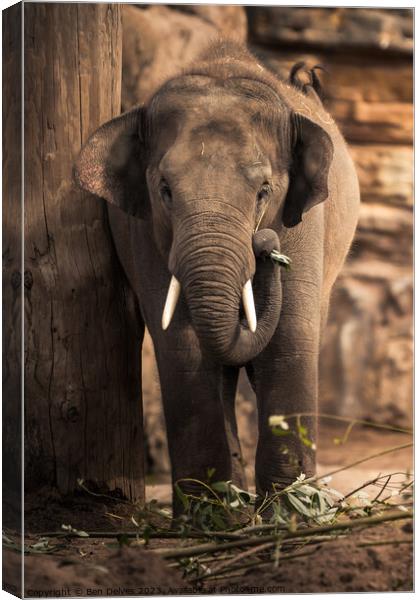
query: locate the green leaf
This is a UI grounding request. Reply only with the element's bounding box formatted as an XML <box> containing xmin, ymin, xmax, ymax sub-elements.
<box><xmin>61</xmin><ymin>524</ymin><xmax>89</xmax><ymax>537</ymax></box>
<box><xmin>270</xmin><ymin>250</ymin><xmax>292</xmax><ymax>270</ymax></box>
<box><xmin>142</xmin><ymin>525</ymin><xmax>152</xmax><ymax>544</ymax></box>
<box><xmin>295</xmin><ymin>484</ymin><xmax>317</xmax><ymax>497</ymax></box>
<box><xmin>230</xmin><ymin>484</ymin><xmax>255</xmax><ymax>505</ymax></box>
<box><xmin>314</xmin><ymin>508</ymin><xmax>338</xmax><ymax>524</ymax></box>
<box><xmin>294</xmin><ymin>491</ymin><xmax>313</xmax><ymax>505</ymax></box>
<box><xmin>211</xmin><ymin>512</ymin><xmax>227</xmax><ymax>530</ymax></box>
<box><xmin>313</xmin><ymin>492</ymin><xmax>326</xmax><ymax>514</ymax></box>
<box><xmin>207</xmin><ymin>467</ymin><xmax>216</xmax><ymax>481</ymax></box>
<box><xmin>286</xmin><ymin>492</ymin><xmax>313</xmax><ymax>517</ymax></box>
<box><xmin>211</xmin><ymin>481</ymin><xmax>230</xmax><ymax>493</ymax></box>
<box><xmin>297</xmin><ymin>422</ymin><xmax>307</xmax><ymax>434</ymax></box>
<box><xmin>174</xmin><ymin>483</ymin><xmax>189</xmax><ymax>511</ymax></box>
<box><xmin>116</xmin><ymin>534</ymin><xmax>131</xmax><ymax>547</ymax></box>
<box><xmin>272</xmin><ymin>427</ymin><xmax>291</xmax><ymax>437</ymax></box>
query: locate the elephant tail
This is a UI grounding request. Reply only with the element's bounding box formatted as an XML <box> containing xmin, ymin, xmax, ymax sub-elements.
<box><xmin>288</xmin><ymin>62</ymin><xmax>327</xmax><ymax>104</ymax></box>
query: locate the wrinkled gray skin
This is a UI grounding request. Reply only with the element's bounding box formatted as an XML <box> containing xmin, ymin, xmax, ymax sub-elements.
<box><xmin>75</xmin><ymin>41</ymin><xmax>359</xmax><ymax>513</ymax></box>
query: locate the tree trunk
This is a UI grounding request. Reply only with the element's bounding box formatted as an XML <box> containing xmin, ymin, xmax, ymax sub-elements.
<box><xmin>3</xmin><ymin>1</ymin><xmax>23</xmax><ymax>549</ymax></box>
<box><xmin>23</xmin><ymin>3</ymin><xmax>144</xmax><ymax>501</ymax></box>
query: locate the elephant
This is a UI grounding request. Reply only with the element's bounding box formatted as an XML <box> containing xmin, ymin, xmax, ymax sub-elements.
<box><xmin>75</xmin><ymin>40</ymin><xmax>359</xmax><ymax>514</ymax></box>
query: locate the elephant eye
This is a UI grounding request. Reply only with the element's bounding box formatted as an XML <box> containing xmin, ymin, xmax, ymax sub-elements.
<box><xmin>160</xmin><ymin>179</ymin><xmax>172</xmax><ymax>207</ymax></box>
<box><xmin>256</xmin><ymin>182</ymin><xmax>271</xmax><ymax>204</ymax></box>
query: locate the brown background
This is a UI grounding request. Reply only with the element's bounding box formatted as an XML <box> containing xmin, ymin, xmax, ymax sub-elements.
<box><xmin>120</xmin><ymin>5</ymin><xmax>413</xmax><ymax>478</ymax></box>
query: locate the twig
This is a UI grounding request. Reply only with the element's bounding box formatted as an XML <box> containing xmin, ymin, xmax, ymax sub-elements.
<box><xmin>331</xmin><ymin>420</ymin><xmax>356</xmax><ymax>445</ymax></box>
<box><xmin>192</xmin><ymin>534</ymin><xmax>343</xmax><ymax>583</ymax></box>
<box><xmin>197</xmin><ymin>548</ymin><xmax>319</xmax><ymax>582</ymax></box>
<box><xmin>231</xmin><ymin>521</ymin><xmax>347</xmax><ymax>538</ymax></box>
<box><xmin>343</xmin><ymin>472</ymin><xmax>413</xmax><ymax>501</ymax></box>
<box><xmin>250</xmin><ymin>447</ymin><xmax>412</xmax><ymax>519</ymax></box>
<box><xmin>382</xmin><ymin>479</ymin><xmax>414</xmax><ymax>503</ymax></box>
<box><xmin>168</xmin><ymin>553</ymin><xmax>232</xmax><ymax>569</ymax></box>
<box><xmin>372</xmin><ymin>475</ymin><xmax>392</xmax><ymax>503</ymax></box>
<box><xmin>156</xmin><ymin>509</ymin><xmax>412</xmax><ymax>560</ymax></box>
<box><xmin>176</xmin><ymin>478</ymin><xmax>223</xmax><ymax>503</ymax></box>
<box><xmin>104</xmin><ymin>512</ymin><xmax>124</xmax><ymax>520</ymax></box>
<box><xmin>275</xmin><ymin>412</ymin><xmax>412</xmax><ymax>435</ymax></box>
<box><xmin>76</xmin><ymin>480</ymin><xmax>133</xmax><ymax>505</ymax></box>
<box><xmin>342</xmin><ymin>473</ymin><xmax>390</xmax><ymax>501</ymax></box>
<box><xmin>235</xmin><ymin>523</ymin><xmax>286</xmax><ymax>536</ymax></box>
<box><xmin>177</xmin><ymin>532</ymin><xmax>345</xmax><ymax>574</ymax></box>
<box><xmin>201</xmin><ymin>571</ymin><xmax>244</xmax><ymax>583</ymax></box>
<box><xmin>194</xmin><ymin>540</ymin><xmax>275</xmax><ymax>581</ymax></box>
<box><xmin>358</xmin><ymin>538</ymin><xmax>413</xmax><ymax>548</ymax></box>
<box><xmin>35</xmin><ymin>529</ymin><xmax>241</xmax><ymax>541</ymax></box>
<box><xmin>312</xmin><ymin>442</ymin><xmax>413</xmax><ymax>483</ymax></box>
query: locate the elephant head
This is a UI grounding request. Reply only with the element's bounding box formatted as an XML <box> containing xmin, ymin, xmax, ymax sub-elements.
<box><xmin>74</xmin><ymin>66</ymin><xmax>333</xmax><ymax>366</ymax></box>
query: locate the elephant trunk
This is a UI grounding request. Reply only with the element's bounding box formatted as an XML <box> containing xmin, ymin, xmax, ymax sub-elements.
<box><xmin>166</xmin><ymin>211</ymin><xmax>282</xmax><ymax>366</ymax></box>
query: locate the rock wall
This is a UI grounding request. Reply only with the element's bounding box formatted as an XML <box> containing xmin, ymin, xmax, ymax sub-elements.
<box><xmin>121</xmin><ymin>6</ymin><xmax>413</xmax><ymax>476</ymax></box>
<box><xmin>246</xmin><ymin>7</ymin><xmax>413</xmax><ymax>428</ymax></box>
<box><xmin>122</xmin><ymin>4</ymin><xmax>247</xmax><ymax>109</ymax></box>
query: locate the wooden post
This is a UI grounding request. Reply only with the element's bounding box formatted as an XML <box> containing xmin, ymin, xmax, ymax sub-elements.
<box><xmin>3</xmin><ymin>1</ymin><xmax>23</xmax><ymax>541</ymax></box>
<box><xmin>23</xmin><ymin>3</ymin><xmax>144</xmax><ymax>501</ymax></box>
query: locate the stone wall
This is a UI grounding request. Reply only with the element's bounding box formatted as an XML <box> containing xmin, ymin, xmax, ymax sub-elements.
<box><xmin>122</xmin><ymin>4</ymin><xmax>247</xmax><ymax>109</ymax></box>
<box><xmin>121</xmin><ymin>6</ymin><xmax>413</xmax><ymax>476</ymax></box>
<box><xmin>246</xmin><ymin>7</ymin><xmax>413</xmax><ymax>428</ymax></box>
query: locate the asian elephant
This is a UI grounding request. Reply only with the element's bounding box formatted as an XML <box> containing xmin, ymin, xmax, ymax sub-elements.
<box><xmin>75</xmin><ymin>40</ymin><xmax>359</xmax><ymax>513</ymax></box>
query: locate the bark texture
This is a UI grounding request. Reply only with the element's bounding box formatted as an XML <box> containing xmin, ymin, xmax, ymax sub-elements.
<box><xmin>24</xmin><ymin>3</ymin><xmax>144</xmax><ymax>501</ymax></box>
<box><xmin>3</xmin><ymin>5</ymin><xmax>23</xmax><ymax>569</ymax></box>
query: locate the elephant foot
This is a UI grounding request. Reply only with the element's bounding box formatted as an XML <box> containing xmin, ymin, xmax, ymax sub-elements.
<box><xmin>255</xmin><ymin>467</ymin><xmax>317</xmax><ymax>521</ymax></box>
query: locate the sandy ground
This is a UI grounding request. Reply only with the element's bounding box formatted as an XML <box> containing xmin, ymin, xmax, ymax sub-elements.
<box><xmin>3</xmin><ymin>425</ymin><xmax>413</xmax><ymax>595</ymax></box>
<box><xmin>146</xmin><ymin>424</ymin><xmax>413</xmax><ymax>503</ymax></box>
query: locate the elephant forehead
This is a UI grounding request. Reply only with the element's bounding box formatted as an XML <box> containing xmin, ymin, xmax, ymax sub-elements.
<box><xmin>151</xmin><ymin>84</ymin><xmax>279</xmax><ymax>180</ymax></box>
<box><xmin>150</xmin><ymin>83</ymin><xmax>271</xmax><ymax>133</ymax></box>
<box><xmin>159</xmin><ymin>138</ymin><xmax>246</xmax><ymax>178</ymax></box>
<box><xmin>159</xmin><ymin>129</ymin><xmax>267</xmax><ymax>178</ymax></box>
<box><xmin>189</xmin><ymin>118</ymin><xmax>247</xmax><ymax>146</ymax></box>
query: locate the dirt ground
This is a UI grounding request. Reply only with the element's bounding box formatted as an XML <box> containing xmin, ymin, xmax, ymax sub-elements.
<box><xmin>3</xmin><ymin>425</ymin><xmax>413</xmax><ymax>595</ymax></box>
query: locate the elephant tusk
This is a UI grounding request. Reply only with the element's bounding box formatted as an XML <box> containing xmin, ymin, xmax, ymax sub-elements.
<box><xmin>162</xmin><ymin>276</ymin><xmax>181</xmax><ymax>330</ymax></box>
<box><xmin>242</xmin><ymin>279</ymin><xmax>257</xmax><ymax>333</ymax></box>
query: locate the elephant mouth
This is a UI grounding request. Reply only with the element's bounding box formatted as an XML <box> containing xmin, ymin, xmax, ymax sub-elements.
<box><xmin>160</xmin><ymin>228</ymin><xmax>283</xmax><ymax>367</ymax></box>
<box><xmin>162</xmin><ymin>275</ymin><xmax>257</xmax><ymax>333</ymax></box>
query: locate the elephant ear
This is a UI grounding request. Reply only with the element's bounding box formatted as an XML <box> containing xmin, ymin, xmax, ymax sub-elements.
<box><xmin>74</xmin><ymin>107</ymin><xmax>150</xmax><ymax>219</ymax></box>
<box><xmin>282</xmin><ymin>114</ymin><xmax>333</xmax><ymax>228</ymax></box>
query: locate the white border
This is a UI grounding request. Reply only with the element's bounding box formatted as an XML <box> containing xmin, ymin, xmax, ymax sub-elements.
<box><xmin>0</xmin><ymin>2</ymin><xmax>415</xmax><ymax>600</ymax></box>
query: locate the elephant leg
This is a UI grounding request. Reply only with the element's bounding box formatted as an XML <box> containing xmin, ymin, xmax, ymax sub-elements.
<box><xmin>320</xmin><ymin>287</ymin><xmax>334</xmax><ymax>342</ymax></box>
<box><xmin>151</xmin><ymin>327</ymin><xmax>232</xmax><ymax>514</ymax></box>
<box><xmin>222</xmin><ymin>366</ymin><xmax>247</xmax><ymax>489</ymax></box>
<box><xmin>252</xmin><ymin>280</ymin><xmax>321</xmax><ymax>497</ymax></box>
